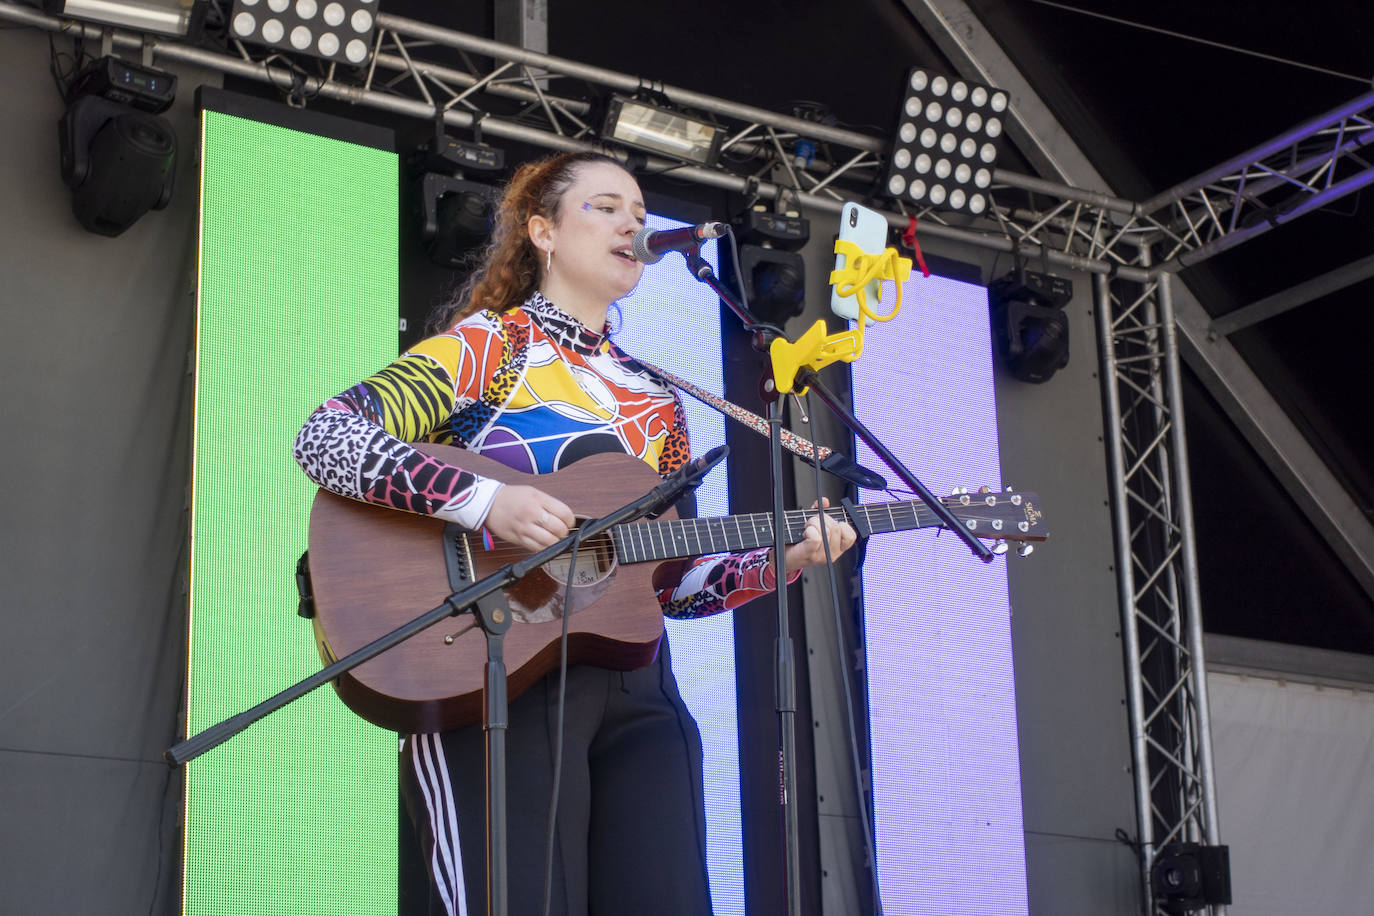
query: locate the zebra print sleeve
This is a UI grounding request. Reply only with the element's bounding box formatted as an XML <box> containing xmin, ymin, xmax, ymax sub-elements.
<box><xmin>294</xmin><ymin>338</ymin><xmax>502</xmax><ymax>530</ymax></box>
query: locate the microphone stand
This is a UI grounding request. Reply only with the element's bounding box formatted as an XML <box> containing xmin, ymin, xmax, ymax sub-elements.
<box><xmin>164</xmin><ymin>448</ymin><xmax>726</xmax><ymax>916</ymax></box>
<box><xmin>677</xmin><ymin>244</ymin><xmax>993</xmax><ymax>915</ymax></box>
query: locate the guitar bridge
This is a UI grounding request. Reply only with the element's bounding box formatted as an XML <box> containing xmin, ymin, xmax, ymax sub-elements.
<box><xmin>442</xmin><ymin>523</ymin><xmax>476</xmax><ymax>590</ymax></box>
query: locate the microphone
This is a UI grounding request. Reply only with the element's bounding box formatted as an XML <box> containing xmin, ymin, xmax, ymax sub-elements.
<box><xmin>631</xmin><ymin>222</ymin><xmax>729</xmax><ymax>264</ymax></box>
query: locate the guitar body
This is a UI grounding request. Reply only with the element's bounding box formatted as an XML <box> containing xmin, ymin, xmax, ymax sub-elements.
<box><xmin>307</xmin><ymin>445</ymin><xmax>671</xmax><ymax>735</ymax></box>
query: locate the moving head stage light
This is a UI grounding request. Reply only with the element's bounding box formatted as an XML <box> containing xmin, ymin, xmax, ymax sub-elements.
<box><xmin>728</xmin><ymin>209</ymin><xmax>810</xmax><ymax>324</ymax></box>
<box><xmin>59</xmin><ymin>56</ymin><xmax>177</xmax><ymax>237</ymax></box>
<box><xmin>989</xmin><ymin>267</ymin><xmax>1073</xmax><ymax>384</ymax></box>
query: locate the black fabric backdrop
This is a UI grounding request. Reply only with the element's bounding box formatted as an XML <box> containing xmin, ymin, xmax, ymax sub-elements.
<box><xmin>0</xmin><ymin>32</ymin><xmax>216</xmax><ymax>915</ymax></box>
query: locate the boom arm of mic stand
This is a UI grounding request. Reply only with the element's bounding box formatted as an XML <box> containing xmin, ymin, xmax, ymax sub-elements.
<box><xmin>794</xmin><ymin>366</ymin><xmax>996</xmax><ymax>563</ymax></box>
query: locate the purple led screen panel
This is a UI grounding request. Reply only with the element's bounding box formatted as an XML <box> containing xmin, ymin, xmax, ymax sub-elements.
<box><xmin>849</xmin><ymin>273</ymin><xmax>1028</xmax><ymax>914</ymax></box>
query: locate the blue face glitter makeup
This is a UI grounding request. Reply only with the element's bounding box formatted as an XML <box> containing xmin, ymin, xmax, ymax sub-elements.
<box><xmin>581</xmin><ymin>201</ymin><xmax>593</xmax><ymax>211</ymax></box>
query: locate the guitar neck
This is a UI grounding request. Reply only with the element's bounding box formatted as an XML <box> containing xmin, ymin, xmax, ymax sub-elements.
<box><xmin>612</xmin><ymin>500</ymin><xmax>939</xmax><ymax>564</ymax></box>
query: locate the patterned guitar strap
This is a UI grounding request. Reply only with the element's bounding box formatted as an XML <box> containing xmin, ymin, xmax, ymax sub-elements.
<box><xmin>637</xmin><ymin>359</ymin><xmax>832</xmax><ymax>463</ymax></box>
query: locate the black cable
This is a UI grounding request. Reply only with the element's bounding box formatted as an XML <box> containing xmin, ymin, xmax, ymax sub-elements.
<box><xmin>541</xmin><ymin>524</ymin><xmax>586</xmax><ymax>916</ymax></box>
<box><xmin>1115</xmin><ymin>827</ymin><xmax>1145</xmax><ymax>863</ymax></box>
<box><xmin>723</xmin><ymin>228</ymin><xmax>751</xmax><ymax>311</ymax></box>
<box><xmin>47</xmin><ymin>33</ymin><xmax>87</xmax><ymax>104</ymax></box>
<box><xmin>803</xmin><ymin>389</ymin><xmax>885</xmax><ymax>915</ymax></box>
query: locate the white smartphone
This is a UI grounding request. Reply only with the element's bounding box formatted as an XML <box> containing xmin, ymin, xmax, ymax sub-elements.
<box><xmin>830</xmin><ymin>201</ymin><xmax>889</xmax><ymax>325</ymax></box>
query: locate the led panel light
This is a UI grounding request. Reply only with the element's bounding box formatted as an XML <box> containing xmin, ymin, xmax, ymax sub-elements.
<box><xmin>46</xmin><ymin>0</ymin><xmax>199</xmax><ymax>36</ymax></box>
<box><xmin>604</xmin><ymin>96</ymin><xmax>723</xmax><ymax>167</ymax></box>
<box><xmin>229</xmin><ymin>0</ymin><xmax>377</xmax><ymax>65</ymax></box>
<box><xmin>885</xmin><ymin>68</ymin><xmax>1006</xmax><ymax>216</ymax></box>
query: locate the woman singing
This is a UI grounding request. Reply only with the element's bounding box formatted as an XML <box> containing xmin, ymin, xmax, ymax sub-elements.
<box><xmin>294</xmin><ymin>150</ymin><xmax>855</xmax><ymax>915</ymax></box>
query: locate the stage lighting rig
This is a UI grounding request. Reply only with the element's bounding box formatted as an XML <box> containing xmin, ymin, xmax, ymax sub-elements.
<box><xmin>58</xmin><ymin>55</ymin><xmax>177</xmax><ymax>237</ymax></box>
<box><xmin>228</xmin><ymin>0</ymin><xmax>379</xmax><ymax>66</ymax></box>
<box><xmin>728</xmin><ymin>208</ymin><xmax>810</xmax><ymax>324</ymax></box>
<box><xmin>603</xmin><ymin>95</ymin><xmax>724</xmax><ymax>168</ymax></box>
<box><xmin>1151</xmin><ymin>843</ymin><xmax>1232</xmax><ymax>914</ymax></box>
<box><xmin>885</xmin><ymin>68</ymin><xmax>1006</xmax><ymax>216</ymax></box>
<box><xmin>988</xmin><ymin>267</ymin><xmax>1073</xmax><ymax>384</ymax></box>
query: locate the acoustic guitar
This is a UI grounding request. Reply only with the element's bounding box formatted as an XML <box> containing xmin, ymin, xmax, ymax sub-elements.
<box><xmin>305</xmin><ymin>443</ymin><xmax>1048</xmax><ymax>734</ymax></box>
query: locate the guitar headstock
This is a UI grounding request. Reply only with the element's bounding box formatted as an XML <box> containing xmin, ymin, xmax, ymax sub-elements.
<box><xmin>941</xmin><ymin>487</ymin><xmax>1048</xmax><ymax>555</ymax></box>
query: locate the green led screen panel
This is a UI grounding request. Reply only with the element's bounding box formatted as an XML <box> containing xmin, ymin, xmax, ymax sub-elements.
<box><xmin>186</xmin><ymin>95</ymin><xmax>399</xmax><ymax>915</ymax></box>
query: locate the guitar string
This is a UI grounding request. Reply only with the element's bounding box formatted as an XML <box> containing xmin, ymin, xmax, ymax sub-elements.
<box><xmin>455</xmin><ymin>497</ymin><xmax>1029</xmax><ymax>564</ymax></box>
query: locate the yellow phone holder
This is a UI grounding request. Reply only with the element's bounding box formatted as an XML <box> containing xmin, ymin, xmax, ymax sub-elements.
<box><xmin>769</xmin><ymin>240</ymin><xmax>912</xmax><ymax>395</ymax></box>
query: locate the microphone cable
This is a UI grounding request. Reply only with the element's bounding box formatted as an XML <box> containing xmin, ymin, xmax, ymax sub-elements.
<box><xmin>541</xmin><ymin>523</ymin><xmax>586</xmax><ymax>916</ymax></box>
<box><xmin>802</xmin><ymin>389</ymin><xmax>885</xmax><ymax>915</ymax></box>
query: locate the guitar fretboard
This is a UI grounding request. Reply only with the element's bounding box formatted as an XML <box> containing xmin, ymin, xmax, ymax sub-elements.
<box><xmin>611</xmin><ymin>500</ymin><xmax>944</xmax><ymax>565</ymax></box>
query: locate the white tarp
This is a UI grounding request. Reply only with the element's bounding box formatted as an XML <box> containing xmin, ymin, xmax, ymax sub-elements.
<box><xmin>1208</xmin><ymin>670</ymin><xmax>1374</xmax><ymax>915</ymax></box>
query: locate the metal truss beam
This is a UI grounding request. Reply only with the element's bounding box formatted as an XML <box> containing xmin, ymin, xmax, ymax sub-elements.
<box><xmin>1209</xmin><ymin>251</ymin><xmax>1374</xmax><ymax>337</ymax></box>
<box><xmin>1174</xmin><ymin>296</ymin><xmax>1374</xmax><ymax>600</ymax></box>
<box><xmin>1095</xmin><ymin>270</ymin><xmax>1223</xmax><ymax>915</ymax></box>
<box><xmin>1144</xmin><ymin>91</ymin><xmax>1374</xmax><ymax>272</ymax></box>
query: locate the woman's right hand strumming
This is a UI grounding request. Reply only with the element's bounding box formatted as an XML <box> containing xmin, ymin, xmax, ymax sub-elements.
<box><xmin>484</xmin><ymin>484</ymin><xmax>577</xmax><ymax>551</ymax></box>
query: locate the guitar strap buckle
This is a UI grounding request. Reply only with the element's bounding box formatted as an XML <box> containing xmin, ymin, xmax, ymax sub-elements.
<box><xmin>294</xmin><ymin>551</ymin><xmax>315</xmax><ymax>619</ymax></box>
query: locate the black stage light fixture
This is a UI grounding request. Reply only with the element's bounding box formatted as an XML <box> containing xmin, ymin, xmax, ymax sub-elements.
<box><xmin>733</xmin><ymin>246</ymin><xmax>807</xmax><ymax>324</ymax></box>
<box><xmin>988</xmin><ymin>267</ymin><xmax>1073</xmax><ymax>384</ymax></box>
<box><xmin>59</xmin><ymin>56</ymin><xmax>177</xmax><ymax>237</ymax></box>
<box><xmin>420</xmin><ymin>175</ymin><xmax>498</xmax><ymax>267</ymax></box>
<box><xmin>727</xmin><ymin>209</ymin><xmax>810</xmax><ymax>324</ymax></box>
<box><xmin>732</xmin><ymin>209</ymin><xmax>810</xmax><ymax>253</ymax></box>
<box><xmin>1152</xmin><ymin>843</ymin><xmax>1232</xmax><ymax>915</ymax></box>
<box><xmin>229</xmin><ymin>0</ymin><xmax>378</xmax><ymax>65</ymax></box>
<box><xmin>603</xmin><ymin>95</ymin><xmax>723</xmax><ymax>168</ymax></box>
<box><xmin>413</xmin><ymin>134</ymin><xmax>504</xmax><ymax>268</ymax></box>
<box><xmin>885</xmin><ymin>67</ymin><xmax>1007</xmax><ymax>216</ymax></box>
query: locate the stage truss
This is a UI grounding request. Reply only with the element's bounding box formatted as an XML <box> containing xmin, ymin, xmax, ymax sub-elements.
<box><xmin>7</xmin><ymin>2</ymin><xmax>1374</xmax><ymax>912</ymax></box>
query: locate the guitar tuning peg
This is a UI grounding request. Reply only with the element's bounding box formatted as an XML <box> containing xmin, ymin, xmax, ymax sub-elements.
<box><xmin>977</xmin><ymin>485</ymin><xmax>991</xmax><ymax>494</ymax></box>
<box><xmin>1016</xmin><ymin>543</ymin><xmax>1034</xmax><ymax>558</ymax></box>
<box><xmin>950</xmin><ymin>486</ymin><xmax>967</xmax><ymax>496</ymax></box>
<box><xmin>991</xmin><ymin>540</ymin><xmax>1010</xmax><ymax>556</ymax></box>
<box><xmin>1005</xmin><ymin>485</ymin><xmax>1014</xmax><ymax>492</ymax></box>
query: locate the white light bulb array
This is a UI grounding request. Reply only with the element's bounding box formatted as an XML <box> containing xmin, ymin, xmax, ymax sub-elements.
<box><xmin>886</xmin><ymin>68</ymin><xmax>1008</xmax><ymax>216</ymax></box>
<box><xmin>230</xmin><ymin>0</ymin><xmax>377</xmax><ymax>65</ymax></box>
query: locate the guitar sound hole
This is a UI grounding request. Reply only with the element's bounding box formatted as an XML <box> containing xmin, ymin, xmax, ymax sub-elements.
<box><xmin>540</xmin><ymin>525</ymin><xmax>616</xmax><ymax>587</ymax></box>
<box><xmin>504</xmin><ymin>522</ymin><xmax>619</xmax><ymax>625</ymax></box>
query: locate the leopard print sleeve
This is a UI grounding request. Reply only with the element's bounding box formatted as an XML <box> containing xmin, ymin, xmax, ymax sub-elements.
<box><xmin>293</xmin><ymin>315</ymin><xmax>506</xmax><ymax>529</ymax></box>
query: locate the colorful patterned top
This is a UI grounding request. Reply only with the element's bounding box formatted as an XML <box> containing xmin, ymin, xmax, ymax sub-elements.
<box><xmin>294</xmin><ymin>292</ymin><xmax>790</xmax><ymax>619</ymax></box>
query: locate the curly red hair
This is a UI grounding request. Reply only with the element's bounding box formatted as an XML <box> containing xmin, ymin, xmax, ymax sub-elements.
<box><xmin>433</xmin><ymin>150</ymin><xmax>628</xmax><ymax>330</ymax></box>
